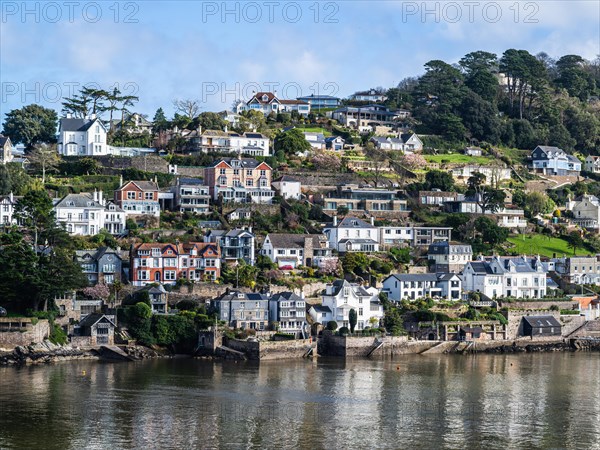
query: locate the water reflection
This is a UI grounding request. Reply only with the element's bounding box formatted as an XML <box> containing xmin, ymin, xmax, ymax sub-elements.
<box><xmin>0</xmin><ymin>354</ymin><xmax>599</xmax><ymax>449</ymax></box>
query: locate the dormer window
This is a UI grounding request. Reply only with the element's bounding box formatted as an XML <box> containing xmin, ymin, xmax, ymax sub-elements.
<box><xmin>262</xmin><ymin>95</ymin><xmax>268</xmax><ymax>102</ymax></box>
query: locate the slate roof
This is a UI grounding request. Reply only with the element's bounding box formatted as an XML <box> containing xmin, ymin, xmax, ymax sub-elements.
<box><xmin>55</xmin><ymin>193</ymin><xmax>104</xmax><ymax>209</ymax></box>
<box><xmin>79</xmin><ymin>313</ymin><xmax>115</xmax><ymax>328</ymax></box>
<box><xmin>271</xmin><ymin>292</ymin><xmax>304</xmax><ymax>303</ymax></box>
<box><xmin>216</xmin><ymin>290</ymin><xmax>269</xmax><ymax>302</ymax></box>
<box><xmin>248</xmin><ymin>92</ymin><xmax>278</xmax><ymax>105</ymax></box>
<box><xmin>272</xmin><ymin>175</ymin><xmax>300</xmax><ymax>183</ymax></box>
<box><xmin>428</xmin><ymin>242</ymin><xmax>473</xmax><ymax>255</ymax></box>
<box><xmin>330</xmin><ymin>217</ymin><xmax>374</xmax><ymax>229</ymax></box>
<box><xmin>311</xmin><ymin>305</ymin><xmax>332</xmax><ymax>313</ymax></box>
<box><xmin>0</xmin><ymin>135</ymin><xmax>11</xmax><ymax>146</ymax></box>
<box><xmin>326</xmin><ymin>279</ymin><xmax>374</xmax><ymax>297</ymax></box>
<box><xmin>208</xmin><ymin>158</ymin><xmax>268</xmax><ymax>169</ymax></box>
<box><xmin>59</xmin><ymin>118</ymin><xmax>103</xmax><ymax>133</ymax></box>
<box><xmin>387</xmin><ymin>273</ymin><xmax>439</xmax><ymax>283</ymax></box>
<box><xmin>522</xmin><ymin>316</ymin><xmax>562</xmax><ymax>328</ymax></box>
<box><xmin>266</xmin><ymin>233</ymin><xmax>324</xmax><ymax>249</ymax></box>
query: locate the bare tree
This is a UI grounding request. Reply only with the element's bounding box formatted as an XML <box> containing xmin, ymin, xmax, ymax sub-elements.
<box><xmin>173</xmin><ymin>99</ymin><xmax>201</xmax><ymax>120</ymax></box>
<box><xmin>28</xmin><ymin>143</ymin><xmax>60</xmax><ymax>184</ymax></box>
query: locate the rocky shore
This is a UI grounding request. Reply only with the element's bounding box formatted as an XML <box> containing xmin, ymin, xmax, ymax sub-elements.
<box><xmin>0</xmin><ymin>341</ymin><xmax>168</xmax><ymax>366</ymax></box>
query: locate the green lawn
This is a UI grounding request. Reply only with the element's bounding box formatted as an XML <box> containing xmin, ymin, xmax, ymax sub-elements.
<box><xmin>424</xmin><ymin>154</ymin><xmax>494</xmax><ymax>165</ymax></box>
<box><xmin>296</xmin><ymin>127</ymin><xmax>332</xmax><ymax>137</ymax></box>
<box><xmin>507</xmin><ymin>234</ymin><xmax>587</xmax><ymax>258</ymax></box>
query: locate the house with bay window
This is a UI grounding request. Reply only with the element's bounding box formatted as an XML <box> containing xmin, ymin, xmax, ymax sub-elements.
<box><xmin>130</xmin><ymin>242</ymin><xmax>221</xmax><ymax>286</ymax></box>
<box><xmin>75</xmin><ymin>247</ymin><xmax>124</xmax><ymax>285</ymax></box>
<box><xmin>204</xmin><ymin>157</ymin><xmax>274</xmax><ymax>204</ymax></box>
<box><xmin>114</xmin><ymin>180</ymin><xmax>161</xmax><ymax>217</ymax></box>
<box><xmin>309</xmin><ymin>280</ymin><xmax>384</xmax><ymax>330</ymax></box>
<box><xmin>462</xmin><ymin>256</ymin><xmax>548</xmax><ymax>299</ymax></box>
<box><xmin>212</xmin><ymin>290</ymin><xmax>270</xmax><ymax>330</ymax></box>
<box><xmin>54</xmin><ymin>191</ymin><xmax>126</xmax><ymax>236</ymax></box>
<box><xmin>269</xmin><ymin>292</ymin><xmax>308</xmax><ymax>336</ymax></box>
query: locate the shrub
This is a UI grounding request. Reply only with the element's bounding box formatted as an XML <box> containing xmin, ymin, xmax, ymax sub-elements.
<box><xmin>49</xmin><ymin>323</ymin><xmax>68</xmax><ymax>345</ymax></box>
<box><xmin>338</xmin><ymin>326</ymin><xmax>350</xmax><ymax>335</ymax></box>
<box><xmin>327</xmin><ymin>320</ymin><xmax>338</xmax><ymax>331</ymax></box>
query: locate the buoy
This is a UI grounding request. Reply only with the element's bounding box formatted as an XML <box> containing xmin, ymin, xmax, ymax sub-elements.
<box><xmin>82</xmin><ymin>370</ymin><xmax>86</xmax><ymax>375</ymax></box>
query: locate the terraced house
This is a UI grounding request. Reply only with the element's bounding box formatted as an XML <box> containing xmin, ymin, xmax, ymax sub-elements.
<box><xmin>130</xmin><ymin>242</ymin><xmax>221</xmax><ymax>286</ymax></box>
<box><xmin>212</xmin><ymin>290</ymin><xmax>270</xmax><ymax>330</ymax></box>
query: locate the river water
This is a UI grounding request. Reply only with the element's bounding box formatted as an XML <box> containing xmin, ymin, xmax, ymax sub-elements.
<box><xmin>0</xmin><ymin>353</ymin><xmax>599</xmax><ymax>450</ymax></box>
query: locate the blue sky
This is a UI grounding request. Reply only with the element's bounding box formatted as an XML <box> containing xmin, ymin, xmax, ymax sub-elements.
<box><xmin>1</xmin><ymin>1</ymin><xmax>599</xmax><ymax>121</ymax></box>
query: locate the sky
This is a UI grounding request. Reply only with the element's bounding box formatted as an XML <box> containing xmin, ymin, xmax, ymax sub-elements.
<box><xmin>1</xmin><ymin>0</ymin><xmax>599</xmax><ymax>122</ymax></box>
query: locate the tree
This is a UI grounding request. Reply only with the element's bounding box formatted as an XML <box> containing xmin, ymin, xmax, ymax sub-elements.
<box><xmin>311</xmin><ymin>150</ymin><xmax>341</xmax><ymax>171</ymax></box>
<box><xmin>83</xmin><ymin>283</ymin><xmax>111</xmax><ymax>301</ymax></box>
<box><xmin>327</xmin><ymin>320</ymin><xmax>338</xmax><ymax>331</ymax></box>
<box><xmin>274</xmin><ymin>128</ymin><xmax>311</xmax><ymax>156</ymax></box>
<box><xmin>194</xmin><ymin>112</ymin><xmax>226</xmax><ymax>131</ymax></box>
<box><xmin>467</xmin><ymin>172</ymin><xmax>506</xmax><ymax>213</ymax></box>
<box><xmin>474</xmin><ymin>216</ymin><xmax>508</xmax><ymax>246</ymax></box>
<box><xmin>398</xmin><ymin>153</ymin><xmax>426</xmax><ymax>171</ymax></box>
<box><xmin>364</xmin><ymin>142</ymin><xmax>388</xmax><ymax>186</ymax></box>
<box><xmin>152</xmin><ymin>108</ymin><xmax>170</xmax><ymax>150</ymax></box>
<box><xmin>2</xmin><ymin>105</ymin><xmax>58</xmax><ymax>150</ymax></box>
<box><xmin>173</xmin><ymin>99</ymin><xmax>200</xmax><ymax>120</ymax></box>
<box><xmin>425</xmin><ymin>170</ymin><xmax>454</xmax><ymax>191</ymax></box>
<box><xmin>525</xmin><ymin>191</ymin><xmax>555</xmax><ymax>217</ymax></box>
<box><xmin>0</xmin><ymin>165</ymin><xmax>11</xmax><ymax>195</ymax></box>
<box><xmin>566</xmin><ymin>231</ymin><xmax>584</xmax><ymax>255</ymax></box>
<box><xmin>349</xmin><ymin>309</ymin><xmax>357</xmax><ymax>333</ymax></box>
<box><xmin>14</xmin><ymin>189</ymin><xmax>56</xmax><ymax>250</ymax></box>
<box><xmin>28</xmin><ymin>143</ymin><xmax>60</xmax><ymax>184</ymax></box>
<box><xmin>0</xmin><ymin>231</ymin><xmax>86</xmax><ymax>312</ymax></box>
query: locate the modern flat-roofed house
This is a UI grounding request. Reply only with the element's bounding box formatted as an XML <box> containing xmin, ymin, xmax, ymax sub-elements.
<box><xmin>171</xmin><ymin>178</ymin><xmax>210</xmax><ymax>214</ymax></box>
<box><xmin>530</xmin><ymin>145</ymin><xmax>581</xmax><ymax>176</ymax></box>
<box><xmin>379</xmin><ymin>225</ymin><xmax>452</xmax><ymax>248</ymax></box>
<box><xmin>212</xmin><ymin>290</ymin><xmax>270</xmax><ymax>330</ymax></box>
<box><xmin>0</xmin><ymin>135</ymin><xmax>14</xmax><ymax>164</ymax></box>
<box><xmin>57</xmin><ymin>116</ymin><xmax>109</xmax><ymax>156</ymax></box>
<box><xmin>348</xmin><ymin>89</ymin><xmax>388</xmax><ymax>102</ymax></box>
<box><xmin>417</xmin><ymin>190</ymin><xmax>461</xmax><ymax>207</ymax></box>
<box><xmin>322</xmin><ymin>184</ymin><xmax>410</xmax><ymax>215</ymax></box>
<box><xmin>269</xmin><ymin>292</ymin><xmax>308</xmax><ymax>336</ymax></box>
<box><xmin>382</xmin><ymin>273</ymin><xmax>462</xmax><ymax>301</ymax></box>
<box><xmin>332</xmin><ymin>105</ymin><xmax>409</xmax><ymax>133</ymax></box>
<box><xmin>303</xmin><ymin>132</ymin><xmax>326</xmax><ymax>150</ymax></box>
<box><xmin>296</xmin><ymin>94</ymin><xmax>341</xmax><ymax>109</ymax></box>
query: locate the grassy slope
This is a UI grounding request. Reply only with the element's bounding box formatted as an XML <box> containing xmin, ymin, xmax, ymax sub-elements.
<box><xmin>507</xmin><ymin>234</ymin><xmax>587</xmax><ymax>258</ymax></box>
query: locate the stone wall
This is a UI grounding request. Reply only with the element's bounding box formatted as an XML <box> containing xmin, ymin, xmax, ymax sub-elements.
<box><xmin>172</xmin><ymin>281</ymin><xmax>329</xmax><ymax>301</ymax></box>
<box><xmin>317</xmin><ymin>332</ymin><xmax>409</xmax><ymax>357</ymax></box>
<box><xmin>224</xmin><ymin>337</ymin><xmax>313</xmax><ymax>360</ymax></box>
<box><xmin>0</xmin><ymin>319</ymin><xmax>50</xmax><ymax>349</ymax></box>
<box><xmin>500</xmin><ymin>301</ymin><xmax>579</xmax><ymax>310</ymax></box>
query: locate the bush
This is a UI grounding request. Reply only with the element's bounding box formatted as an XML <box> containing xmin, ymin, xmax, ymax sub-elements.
<box><xmin>338</xmin><ymin>326</ymin><xmax>350</xmax><ymax>335</ymax></box>
<box><xmin>49</xmin><ymin>323</ymin><xmax>68</xmax><ymax>345</ymax></box>
<box><xmin>327</xmin><ymin>320</ymin><xmax>338</xmax><ymax>331</ymax></box>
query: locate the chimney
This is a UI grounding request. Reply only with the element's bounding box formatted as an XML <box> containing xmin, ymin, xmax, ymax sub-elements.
<box><xmin>99</xmin><ymin>190</ymin><xmax>104</xmax><ymax>206</ymax></box>
<box><xmin>9</xmin><ymin>192</ymin><xmax>13</xmax><ymax>202</ymax></box>
<box><xmin>93</xmin><ymin>189</ymin><xmax>98</xmax><ymax>202</ymax></box>
<box><xmin>333</xmin><ymin>215</ymin><xmax>338</xmax><ymax>227</ymax></box>
<box><xmin>119</xmin><ymin>174</ymin><xmax>123</xmax><ymax>186</ymax></box>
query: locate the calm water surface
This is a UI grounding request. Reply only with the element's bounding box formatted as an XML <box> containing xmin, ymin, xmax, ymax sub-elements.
<box><xmin>0</xmin><ymin>353</ymin><xmax>599</xmax><ymax>449</ymax></box>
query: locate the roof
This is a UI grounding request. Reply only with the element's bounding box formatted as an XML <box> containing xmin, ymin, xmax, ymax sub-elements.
<box><xmin>297</xmin><ymin>94</ymin><xmax>340</xmax><ymax>100</ymax></box>
<box><xmin>325</xmin><ymin>279</ymin><xmax>374</xmax><ymax>297</ymax></box>
<box><xmin>330</xmin><ymin>217</ymin><xmax>374</xmax><ymax>229</ymax></box>
<box><xmin>0</xmin><ymin>135</ymin><xmax>11</xmax><ymax>146</ymax></box>
<box><xmin>387</xmin><ymin>273</ymin><xmax>439</xmax><ymax>283</ymax></box>
<box><xmin>79</xmin><ymin>313</ymin><xmax>115</xmax><ymax>328</ymax></box>
<box><xmin>428</xmin><ymin>242</ymin><xmax>473</xmax><ymax>255</ymax></box>
<box><xmin>272</xmin><ymin>175</ymin><xmax>300</xmax><ymax>183</ymax></box>
<box><xmin>247</xmin><ymin>92</ymin><xmax>278</xmax><ymax>105</ymax></box>
<box><xmin>117</xmin><ymin>180</ymin><xmax>159</xmax><ymax>192</ymax></box>
<box><xmin>265</xmin><ymin>233</ymin><xmax>324</xmax><ymax>249</ymax></box>
<box><xmin>279</xmin><ymin>99</ymin><xmax>308</xmax><ymax>105</ymax></box>
<box><xmin>208</xmin><ymin>157</ymin><xmax>270</xmax><ymax>170</ymax></box>
<box><xmin>75</xmin><ymin>247</ymin><xmax>122</xmax><ymax>261</ymax></box>
<box><xmin>271</xmin><ymin>292</ymin><xmax>304</xmax><ymax>303</ymax></box>
<box><xmin>59</xmin><ymin>117</ymin><xmax>103</xmax><ymax>133</ymax></box>
<box><xmin>216</xmin><ymin>290</ymin><xmax>269</xmax><ymax>302</ymax></box>
<box><xmin>55</xmin><ymin>193</ymin><xmax>103</xmax><ymax>209</ymax></box>
<box><xmin>522</xmin><ymin>316</ymin><xmax>562</xmax><ymax>328</ymax></box>
<box><xmin>311</xmin><ymin>305</ymin><xmax>332</xmax><ymax>313</ymax></box>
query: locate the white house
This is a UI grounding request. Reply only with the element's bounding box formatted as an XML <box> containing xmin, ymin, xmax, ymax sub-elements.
<box><xmin>584</xmin><ymin>156</ymin><xmax>600</xmax><ymax>174</ymax></box>
<box><xmin>309</xmin><ymin>279</ymin><xmax>384</xmax><ymax>330</ymax></box>
<box><xmin>0</xmin><ymin>135</ymin><xmax>14</xmax><ymax>164</ymax></box>
<box><xmin>303</xmin><ymin>132</ymin><xmax>326</xmax><ymax>150</ymax></box>
<box><xmin>242</xmin><ymin>92</ymin><xmax>310</xmax><ymax>116</ymax></box>
<box><xmin>0</xmin><ymin>192</ymin><xmax>18</xmax><ymax>226</ymax></box>
<box><xmin>382</xmin><ymin>273</ymin><xmax>462</xmax><ymax>301</ymax></box>
<box><xmin>379</xmin><ymin>225</ymin><xmax>452</xmax><ymax>248</ymax></box>
<box><xmin>261</xmin><ymin>233</ymin><xmax>333</xmax><ymax>268</ymax></box>
<box><xmin>464</xmin><ymin>147</ymin><xmax>483</xmax><ymax>157</ymax></box>
<box><xmin>566</xmin><ymin>194</ymin><xmax>600</xmax><ymax>230</ymax></box>
<box><xmin>348</xmin><ymin>89</ymin><xmax>388</xmax><ymax>102</ymax></box>
<box><xmin>530</xmin><ymin>145</ymin><xmax>582</xmax><ymax>176</ymax></box>
<box><xmin>271</xmin><ymin>175</ymin><xmax>301</xmax><ymax>200</ymax></box>
<box><xmin>57</xmin><ymin>116</ymin><xmax>109</xmax><ymax>156</ymax></box>
<box><xmin>54</xmin><ymin>191</ymin><xmax>127</xmax><ymax>236</ymax></box>
<box><xmin>192</xmin><ymin>130</ymin><xmax>271</xmax><ymax>157</ymax></box>
<box><xmin>462</xmin><ymin>256</ymin><xmax>548</xmax><ymax>299</ymax></box>
<box><xmin>324</xmin><ymin>216</ymin><xmax>380</xmax><ymax>253</ymax></box>
<box><xmin>496</xmin><ymin>208</ymin><xmax>528</xmax><ymax>229</ymax></box>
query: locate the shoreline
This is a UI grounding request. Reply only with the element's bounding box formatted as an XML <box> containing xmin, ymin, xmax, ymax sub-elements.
<box><xmin>2</xmin><ymin>337</ymin><xmax>598</xmax><ymax>367</ymax></box>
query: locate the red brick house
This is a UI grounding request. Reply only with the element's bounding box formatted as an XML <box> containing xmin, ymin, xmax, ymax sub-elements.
<box><xmin>114</xmin><ymin>180</ymin><xmax>161</xmax><ymax>217</ymax></box>
<box><xmin>131</xmin><ymin>242</ymin><xmax>221</xmax><ymax>286</ymax></box>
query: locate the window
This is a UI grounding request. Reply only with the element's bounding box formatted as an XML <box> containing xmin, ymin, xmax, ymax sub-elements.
<box><xmin>246</xmin><ymin>179</ymin><xmax>253</xmax><ymax>187</ymax></box>
<box><xmin>164</xmin><ymin>271</ymin><xmax>176</xmax><ymax>281</ymax></box>
<box><xmin>127</xmin><ymin>192</ymin><xmax>136</xmax><ymax>199</ymax></box>
<box><xmin>220</xmin><ymin>168</ymin><xmax>226</xmax><ymax>175</ymax></box>
<box><xmin>145</xmin><ymin>192</ymin><xmax>153</xmax><ymax>200</ymax></box>
<box><xmin>246</xmin><ymin>169</ymin><xmax>253</xmax><ymax>176</ymax></box>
